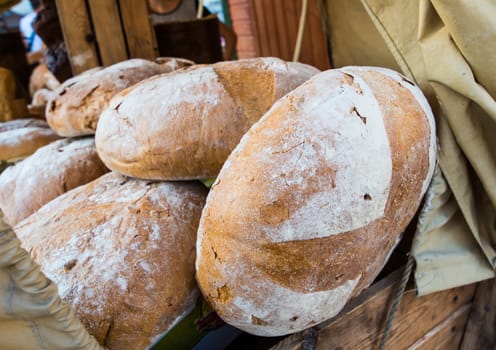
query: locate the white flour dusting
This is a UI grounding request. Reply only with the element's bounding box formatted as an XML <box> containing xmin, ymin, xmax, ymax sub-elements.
<box><xmin>217</xmin><ymin>69</ymin><xmax>392</xmax><ymax>242</ymax></box>
<box><xmin>341</xmin><ymin>66</ymin><xmax>437</xmax><ymax>197</ymax></box>
<box><xmin>230</xmin><ymin>275</ymin><xmax>360</xmax><ymax>336</ymax></box>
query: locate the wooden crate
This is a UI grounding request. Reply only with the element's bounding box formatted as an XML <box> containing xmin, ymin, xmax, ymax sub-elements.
<box><xmin>55</xmin><ymin>0</ymin><xmax>158</xmax><ymax>75</ymax></box>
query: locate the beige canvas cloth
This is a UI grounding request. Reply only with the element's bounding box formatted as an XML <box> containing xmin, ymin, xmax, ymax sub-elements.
<box><xmin>325</xmin><ymin>0</ymin><xmax>496</xmax><ymax>295</ymax></box>
<box><xmin>0</xmin><ymin>212</ymin><xmax>103</xmax><ymax>350</ymax></box>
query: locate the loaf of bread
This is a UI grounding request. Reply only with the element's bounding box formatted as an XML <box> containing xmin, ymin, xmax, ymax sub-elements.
<box><xmin>0</xmin><ymin>137</ymin><xmax>109</xmax><ymax>226</ymax></box>
<box><xmin>28</xmin><ymin>88</ymin><xmax>54</xmax><ymax>118</ymax></box>
<box><xmin>196</xmin><ymin>67</ymin><xmax>436</xmax><ymax>336</ymax></box>
<box><xmin>0</xmin><ymin>118</ymin><xmax>49</xmax><ymax>132</ymax></box>
<box><xmin>0</xmin><ymin>120</ymin><xmax>61</xmax><ymax>161</ymax></box>
<box><xmin>46</xmin><ymin>58</ymin><xmax>178</xmax><ymax>137</ymax></box>
<box><xmin>95</xmin><ymin>57</ymin><xmax>320</xmax><ymax>180</ymax></box>
<box><xmin>16</xmin><ymin>172</ymin><xmax>208</xmax><ymax>349</ymax></box>
<box><xmin>29</xmin><ymin>62</ymin><xmax>60</xmax><ymax>96</ymax></box>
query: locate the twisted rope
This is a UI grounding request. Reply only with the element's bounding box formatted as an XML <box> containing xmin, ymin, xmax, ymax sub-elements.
<box><xmin>378</xmin><ymin>253</ymin><xmax>415</xmax><ymax>350</ymax></box>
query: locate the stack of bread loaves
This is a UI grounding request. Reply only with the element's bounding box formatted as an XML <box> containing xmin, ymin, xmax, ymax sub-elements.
<box><xmin>13</xmin><ymin>57</ymin><xmax>320</xmax><ymax>349</ymax></box>
<box><xmin>0</xmin><ymin>58</ymin><xmax>193</xmax><ymax>226</ymax></box>
<box><xmin>10</xmin><ymin>55</ymin><xmax>436</xmax><ymax>345</ymax></box>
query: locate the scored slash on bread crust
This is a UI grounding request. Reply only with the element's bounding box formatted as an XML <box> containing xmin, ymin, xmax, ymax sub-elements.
<box><xmin>196</xmin><ymin>67</ymin><xmax>436</xmax><ymax>336</ymax></box>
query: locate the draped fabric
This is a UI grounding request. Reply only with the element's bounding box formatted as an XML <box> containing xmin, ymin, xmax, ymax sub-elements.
<box><xmin>325</xmin><ymin>0</ymin><xmax>496</xmax><ymax>295</ymax></box>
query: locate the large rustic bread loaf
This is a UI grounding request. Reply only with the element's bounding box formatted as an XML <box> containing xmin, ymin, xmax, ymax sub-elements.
<box><xmin>0</xmin><ymin>137</ymin><xmax>109</xmax><ymax>226</ymax></box>
<box><xmin>95</xmin><ymin>57</ymin><xmax>320</xmax><ymax>180</ymax></box>
<box><xmin>16</xmin><ymin>172</ymin><xmax>208</xmax><ymax>349</ymax></box>
<box><xmin>0</xmin><ymin>121</ymin><xmax>61</xmax><ymax>161</ymax></box>
<box><xmin>46</xmin><ymin>58</ymin><xmax>175</xmax><ymax>137</ymax></box>
<box><xmin>196</xmin><ymin>67</ymin><xmax>436</xmax><ymax>336</ymax></box>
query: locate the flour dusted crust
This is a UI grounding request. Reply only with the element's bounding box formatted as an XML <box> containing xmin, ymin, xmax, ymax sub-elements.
<box><xmin>46</xmin><ymin>59</ymin><xmax>170</xmax><ymax>137</ymax></box>
<box><xmin>0</xmin><ymin>118</ymin><xmax>49</xmax><ymax>132</ymax></box>
<box><xmin>0</xmin><ymin>125</ymin><xmax>61</xmax><ymax>161</ymax></box>
<box><xmin>15</xmin><ymin>172</ymin><xmax>208</xmax><ymax>349</ymax></box>
<box><xmin>196</xmin><ymin>67</ymin><xmax>436</xmax><ymax>336</ymax></box>
<box><xmin>95</xmin><ymin>57</ymin><xmax>320</xmax><ymax>180</ymax></box>
<box><xmin>0</xmin><ymin>137</ymin><xmax>109</xmax><ymax>226</ymax></box>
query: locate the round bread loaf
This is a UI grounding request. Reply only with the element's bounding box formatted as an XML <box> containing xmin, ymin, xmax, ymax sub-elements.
<box><xmin>196</xmin><ymin>67</ymin><xmax>436</xmax><ymax>336</ymax></box>
<box><xmin>16</xmin><ymin>172</ymin><xmax>208</xmax><ymax>349</ymax></box>
<box><xmin>46</xmin><ymin>58</ymin><xmax>171</xmax><ymax>137</ymax></box>
<box><xmin>0</xmin><ymin>125</ymin><xmax>61</xmax><ymax>161</ymax></box>
<box><xmin>95</xmin><ymin>57</ymin><xmax>320</xmax><ymax>180</ymax></box>
<box><xmin>0</xmin><ymin>137</ymin><xmax>109</xmax><ymax>226</ymax></box>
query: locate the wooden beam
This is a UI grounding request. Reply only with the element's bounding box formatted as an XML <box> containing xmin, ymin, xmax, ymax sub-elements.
<box><xmin>407</xmin><ymin>304</ymin><xmax>471</xmax><ymax>349</ymax></box>
<box><xmin>87</xmin><ymin>0</ymin><xmax>128</xmax><ymax>66</ymax></box>
<box><xmin>460</xmin><ymin>278</ymin><xmax>496</xmax><ymax>350</ymax></box>
<box><xmin>271</xmin><ymin>268</ymin><xmax>477</xmax><ymax>350</ymax></box>
<box><xmin>119</xmin><ymin>0</ymin><xmax>158</xmax><ymax>60</ymax></box>
<box><xmin>55</xmin><ymin>0</ymin><xmax>100</xmax><ymax>74</ymax></box>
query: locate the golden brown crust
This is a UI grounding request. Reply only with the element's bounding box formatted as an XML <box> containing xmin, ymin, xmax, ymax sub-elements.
<box><xmin>95</xmin><ymin>57</ymin><xmax>320</xmax><ymax>180</ymax></box>
<box><xmin>46</xmin><ymin>59</ymin><xmax>169</xmax><ymax>137</ymax></box>
<box><xmin>29</xmin><ymin>62</ymin><xmax>60</xmax><ymax>96</ymax></box>
<box><xmin>0</xmin><ymin>125</ymin><xmax>61</xmax><ymax>160</ymax></box>
<box><xmin>0</xmin><ymin>137</ymin><xmax>109</xmax><ymax>226</ymax></box>
<box><xmin>15</xmin><ymin>172</ymin><xmax>208</xmax><ymax>349</ymax></box>
<box><xmin>196</xmin><ymin>67</ymin><xmax>435</xmax><ymax>336</ymax></box>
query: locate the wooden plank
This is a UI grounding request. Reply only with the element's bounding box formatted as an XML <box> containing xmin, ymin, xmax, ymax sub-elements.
<box><xmin>252</xmin><ymin>0</ymin><xmax>270</xmax><ymax>56</ymax></box>
<box><xmin>265</xmin><ymin>0</ymin><xmax>282</xmax><ymax>57</ymax></box>
<box><xmin>460</xmin><ymin>278</ymin><xmax>496</xmax><ymax>350</ymax></box>
<box><xmin>119</xmin><ymin>0</ymin><xmax>158</xmax><ymax>60</ymax></box>
<box><xmin>87</xmin><ymin>0</ymin><xmax>128</xmax><ymax>66</ymax></box>
<box><xmin>317</xmin><ymin>285</ymin><xmax>475</xmax><ymax>349</ymax></box>
<box><xmin>55</xmin><ymin>0</ymin><xmax>100</xmax><ymax>74</ymax></box>
<box><xmin>272</xmin><ymin>268</ymin><xmax>477</xmax><ymax>350</ymax></box>
<box><xmin>407</xmin><ymin>304</ymin><xmax>471</xmax><ymax>350</ymax></box>
<box><xmin>273</xmin><ymin>0</ymin><xmax>290</xmax><ymax>60</ymax></box>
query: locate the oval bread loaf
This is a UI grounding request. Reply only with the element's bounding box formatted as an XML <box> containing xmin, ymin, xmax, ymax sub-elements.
<box><xmin>16</xmin><ymin>172</ymin><xmax>208</xmax><ymax>349</ymax></box>
<box><xmin>196</xmin><ymin>67</ymin><xmax>436</xmax><ymax>336</ymax></box>
<box><xmin>95</xmin><ymin>57</ymin><xmax>320</xmax><ymax>180</ymax></box>
<box><xmin>0</xmin><ymin>137</ymin><xmax>109</xmax><ymax>226</ymax></box>
<box><xmin>0</xmin><ymin>124</ymin><xmax>61</xmax><ymax>161</ymax></box>
<box><xmin>0</xmin><ymin>118</ymin><xmax>49</xmax><ymax>132</ymax></box>
<box><xmin>46</xmin><ymin>58</ymin><xmax>173</xmax><ymax>137</ymax></box>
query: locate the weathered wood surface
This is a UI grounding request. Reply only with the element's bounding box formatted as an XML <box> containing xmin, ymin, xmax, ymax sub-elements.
<box><xmin>87</xmin><ymin>0</ymin><xmax>128</xmax><ymax>65</ymax></box>
<box><xmin>55</xmin><ymin>0</ymin><xmax>99</xmax><ymax>74</ymax></box>
<box><xmin>119</xmin><ymin>0</ymin><xmax>158</xmax><ymax>60</ymax></box>
<box><xmin>460</xmin><ymin>278</ymin><xmax>496</xmax><ymax>350</ymax></box>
